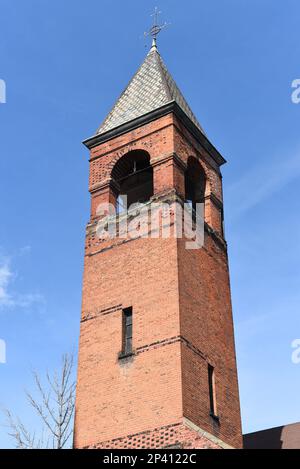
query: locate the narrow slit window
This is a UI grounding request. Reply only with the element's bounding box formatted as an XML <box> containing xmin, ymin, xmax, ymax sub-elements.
<box><xmin>122</xmin><ymin>307</ymin><xmax>133</xmax><ymax>355</ymax></box>
<box><xmin>208</xmin><ymin>364</ymin><xmax>218</xmax><ymax>418</ymax></box>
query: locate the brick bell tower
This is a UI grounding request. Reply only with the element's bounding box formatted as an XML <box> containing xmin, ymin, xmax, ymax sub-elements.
<box><xmin>74</xmin><ymin>37</ymin><xmax>243</xmax><ymax>449</ymax></box>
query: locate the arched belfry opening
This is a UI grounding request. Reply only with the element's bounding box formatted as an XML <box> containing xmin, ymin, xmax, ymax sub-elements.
<box><xmin>185</xmin><ymin>156</ymin><xmax>207</xmax><ymax>211</ymax></box>
<box><xmin>112</xmin><ymin>150</ymin><xmax>153</xmax><ymax>213</ymax></box>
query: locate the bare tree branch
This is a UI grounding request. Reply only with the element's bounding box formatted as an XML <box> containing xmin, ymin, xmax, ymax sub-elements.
<box><xmin>3</xmin><ymin>353</ymin><xmax>75</xmax><ymax>449</ymax></box>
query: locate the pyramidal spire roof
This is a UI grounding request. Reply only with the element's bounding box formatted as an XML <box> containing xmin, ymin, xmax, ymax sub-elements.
<box><xmin>96</xmin><ymin>43</ymin><xmax>205</xmax><ymax>136</ymax></box>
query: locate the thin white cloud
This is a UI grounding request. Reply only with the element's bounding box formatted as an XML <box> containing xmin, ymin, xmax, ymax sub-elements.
<box><xmin>226</xmin><ymin>149</ymin><xmax>300</xmax><ymax>220</ymax></box>
<box><xmin>0</xmin><ymin>257</ymin><xmax>44</xmax><ymax>310</ymax></box>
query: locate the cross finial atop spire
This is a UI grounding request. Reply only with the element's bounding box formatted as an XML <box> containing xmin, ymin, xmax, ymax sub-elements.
<box><xmin>144</xmin><ymin>7</ymin><xmax>168</xmax><ymax>50</ymax></box>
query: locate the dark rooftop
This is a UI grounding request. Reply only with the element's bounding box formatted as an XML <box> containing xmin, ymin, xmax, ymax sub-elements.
<box><xmin>243</xmin><ymin>422</ymin><xmax>300</xmax><ymax>449</ymax></box>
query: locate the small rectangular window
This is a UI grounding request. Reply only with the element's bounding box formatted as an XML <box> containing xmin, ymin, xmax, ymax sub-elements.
<box><xmin>208</xmin><ymin>364</ymin><xmax>218</xmax><ymax>419</ymax></box>
<box><xmin>122</xmin><ymin>307</ymin><xmax>133</xmax><ymax>355</ymax></box>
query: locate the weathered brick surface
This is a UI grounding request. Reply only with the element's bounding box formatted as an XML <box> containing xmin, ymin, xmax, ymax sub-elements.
<box><xmin>74</xmin><ymin>113</ymin><xmax>242</xmax><ymax>449</ymax></box>
<box><xmin>74</xmin><ymin>237</ymin><xmax>182</xmax><ymax>448</ymax></box>
<box><xmin>84</xmin><ymin>421</ymin><xmax>223</xmax><ymax>449</ymax></box>
<box><xmin>177</xmin><ymin>232</ymin><xmax>242</xmax><ymax>448</ymax></box>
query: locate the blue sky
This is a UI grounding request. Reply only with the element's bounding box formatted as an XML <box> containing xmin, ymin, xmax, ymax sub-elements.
<box><xmin>0</xmin><ymin>0</ymin><xmax>300</xmax><ymax>448</ymax></box>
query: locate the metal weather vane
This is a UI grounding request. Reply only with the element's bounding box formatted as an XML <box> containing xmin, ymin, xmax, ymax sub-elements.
<box><xmin>144</xmin><ymin>7</ymin><xmax>169</xmax><ymax>48</ymax></box>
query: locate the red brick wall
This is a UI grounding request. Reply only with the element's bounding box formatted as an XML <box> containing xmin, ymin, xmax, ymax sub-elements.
<box><xmin>74</xmin><ymin>113</ymin><xmax>242</xmax><ymax>449</ymax></box>
<box><xmin>84</xmin><ymin>421</ymin><xmax>223</xmax><ymax>449</ymax></box>
<box><xmin>74</xmin><ymin>236</ymin><xmax>183</xmax><ymax>448</ymax></box>
<box><xmin>178</xmin><ymin>234</ymin><xmax>242</xmax><ymax>448</ymax></box>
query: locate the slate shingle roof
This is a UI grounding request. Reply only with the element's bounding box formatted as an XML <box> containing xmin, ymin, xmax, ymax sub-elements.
<box><xmin>96</xmin><ymin>45</ymin><xmax>204</xmax><ymax>135</ymax></box>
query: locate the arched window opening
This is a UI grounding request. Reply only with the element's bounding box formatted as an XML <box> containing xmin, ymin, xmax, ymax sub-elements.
<box><xmin>185</xmin><ymin>157</ymin><xmax>206</xmax><ymax>211</ymax></box>
<box><xmin>112</xmin><ymin>150</ymin><xmax>153</xmax><ymax>213</ymax></box>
